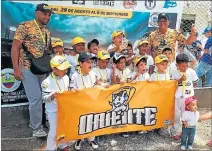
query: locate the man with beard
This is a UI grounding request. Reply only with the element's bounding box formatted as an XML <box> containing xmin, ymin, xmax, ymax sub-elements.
<box><xmin>11</xmin><ymin>3</ymin><xmax>53</xmax><ymax>137</ymax></box>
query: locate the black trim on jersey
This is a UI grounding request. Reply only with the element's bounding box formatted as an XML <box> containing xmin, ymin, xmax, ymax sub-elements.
<box><xmin>42</xmin><ymin>91</ymin><xmax>51</xmax><ymax>94</ymax></box>
<box><xmin>193</xmin><ymin>79</ymin><xmax>198</xmax><ymax>83</ymax></box>
<box><xmin>178</xmin><ymin>83</ymin><xmax>192</xmax><ymax>87</ymax></box>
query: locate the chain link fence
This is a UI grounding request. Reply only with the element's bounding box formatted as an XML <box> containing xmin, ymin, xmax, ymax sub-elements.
<box><xmin>180</xmin><ymin>1</ymin><xmax>212</xmax><ymax>36</ymax></box>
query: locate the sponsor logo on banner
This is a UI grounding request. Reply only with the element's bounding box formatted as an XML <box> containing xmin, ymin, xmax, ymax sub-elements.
<box><xmin>163</xmin><ymin>0</ymin><xmax>177</xmax><ymax>8</ymax></box>
<box><xmin>78</xmin><ymin>86</ymin><xmax>158</xmax><ymax>135</ymax></box>
<box><xmin>93</xmin><ymin>0</ymin><xmax>115</xmax><ymax>7</ymax></box>
<box><xmin>145</xmin><ymin>0</ymin><xmax>156</xmax><ymax>10</ymax></box>
<box><xmin>148</xmin><ymin>12</ymin><xmax>159</xmax><ymax>27</ymax></box>
<box><xmin>1</xmin><ymin>68</ymin><xmax>21</xmax><ymax>93</ymax></box>
<box><xmin>72</xmin><ymin>0</ymin><xmax>85</xmax><ymax>5</ymax></box>
<box><xmin>123</xmin><ymin>0</ymin><xmax>137</xmax><ymax>9</ymax></box>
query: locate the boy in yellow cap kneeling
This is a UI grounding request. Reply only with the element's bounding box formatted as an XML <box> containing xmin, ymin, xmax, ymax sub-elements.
<box><xmin>41</xmin><ymin>55</ymin><xmax>71</xmax><ymax>151</ymax></box>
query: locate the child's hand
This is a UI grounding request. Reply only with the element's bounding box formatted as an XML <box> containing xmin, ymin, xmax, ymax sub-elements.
<box><xmin>135</xmin><ymin>71</ymin><xmax>140</xmax><ymax>78</ymax></box>
<box><xmin>184</xmin><ymin>122</ymin><xmax>189</xmax><ymax>128</ymax></box>
<box><xmin>178</xmin><ymin>75</ymin><xmax>186</xmax><ymax>83</ymax></box>
<box><xmin>120</xmin><ymin>81</ymin><xmax>125</xmax><ymax>85</ymax></box>
<box><xmin>182</xmin><ymin>74</ymin><xmax>187</xmax><ymax>81</ymax></box>
<box><xmin>104</xmin><ymin>84</ymin><xmax>110</xmax><ymax>88</ymax></box>
<box><xmin>147</xmin><ymin>78</ymin><xmax>152</xmax><ymax>82</ymax></box>
<box><xmin>112</xmin><ymin>63</ymin><xmax>116</xmax><ymax>70</ymax></box>
<box><xmin>71</xmin><ymin>88</ymin><xmax>79</xmax><ymax>92</ymax></box>
<box><xmin>131</xmin><ymin>80</ymin><xmax>136</xmax><ymax>84</ymax></box>
<box><xmin>50</xmin><ymin>92</ymin><xmax>58</xmax><ymax>100</ymax></box>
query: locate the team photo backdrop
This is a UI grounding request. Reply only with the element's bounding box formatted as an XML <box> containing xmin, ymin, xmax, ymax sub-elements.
<box><xmin>1</xmin><ymin>0</ymin><xmax>183</xmax><ymax>106</ymax></box>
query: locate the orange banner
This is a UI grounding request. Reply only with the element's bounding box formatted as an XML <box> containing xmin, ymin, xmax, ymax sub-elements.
<box><xmin>57</xmin><ymin>81</ymin><xmax>177</xmax><ymax>143</ymax></box>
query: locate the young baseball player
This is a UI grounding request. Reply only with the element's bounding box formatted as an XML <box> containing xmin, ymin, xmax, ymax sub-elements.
<box><xmin>112</xmin><ymin>53</ymin><xmax>131</xmax><ymax>85</ymax></box>
<box><xmin>171</xmin><ymin>53</ymin><xmax>198</xmax><ymax>140</ymax></box>
<box><xmin>93</xmin><ymin>50</ymin><xmax>112</xmax><ymax>88</ymax></box>
<box><xmin>151</xmin><ymin>54</ymin><xmax>170</xmax><ymax>81</ymax></box>
<box><xmin>41</xmin><ymin>55</ymin><xmax>71</xmax><ymax>151</ymax></box>
<box><xmin>131</xmin><ymin>56</ymin><xmax>150</xmax><ymax>83</ymax></box>
<box><xmin>70</xmin><ymin>52</ymin><xmax>99</xmax><ymax>150</ymax></box>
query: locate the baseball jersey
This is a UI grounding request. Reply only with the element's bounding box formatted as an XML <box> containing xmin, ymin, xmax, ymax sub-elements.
<box><xmin>41</xmin><ymin>74</ymin><xmax>69</xmax><ymax>113</ymax></box>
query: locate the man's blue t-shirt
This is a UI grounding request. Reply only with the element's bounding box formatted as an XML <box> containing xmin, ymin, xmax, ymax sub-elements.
<box><xmin>201</xmin><ymin>36</ymin><xmax>212</xmax><ymax>65</ymax></box>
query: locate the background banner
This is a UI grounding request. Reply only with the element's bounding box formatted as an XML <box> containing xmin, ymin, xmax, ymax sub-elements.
<box><xmin>56</xmin><ymin>81</ymin><xmax>177</xmax><ymax>143</ymax></box>
<box><xmin>1</xmin><ymin>1</ymin><xmax>183</xmax><ymax>106</ymax></box>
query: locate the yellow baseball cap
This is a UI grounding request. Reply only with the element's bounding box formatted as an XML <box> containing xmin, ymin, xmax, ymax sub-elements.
<box><xmin>137</xmin><ymin>40</ymin><xmax>149</xmax><ymax>47</ymax></box>
<box><xmin>50</xmin><ymin>55</ymin><xmax>71</xmax><ymax>70</ymax></box>
<box><xmin>154</xmin><ymin>54</ymin><xmax>169</xmax><ymax>64</ymax></box>
<box><xmin>97</xmin><ymin>50</ymin><xmax>110</xmax><ymax>60</ymax></box>
<box><xmin>134</xmin><ymin>55</ymin><xmax>148</xmax><ymax>66</ymax></box>
<box><xmin>112</xmin><ymin>31</ymin><xmax>125</xmax><ymax>39</ymax></box>
<box><xmin>72</xmin><ymin>37</ymin><xmax>85</xmax><ymax>46</ymax></box>
<box><xmin>51</xmin><ymin>37</ymin><xmax>63</xmax><ymax>48</ymax></box>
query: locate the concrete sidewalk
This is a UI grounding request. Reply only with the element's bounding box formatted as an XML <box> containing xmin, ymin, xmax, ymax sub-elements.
<box><xmin>1</xmin><ymin>108</ymin><xmax>211</xmax><ymax>150</ymax></box>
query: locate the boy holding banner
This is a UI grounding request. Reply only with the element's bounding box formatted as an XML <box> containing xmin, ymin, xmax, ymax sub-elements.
<box><xmin>41</xmin><ymin>55</ymin><xmax>71</xmax><ymax>151</ymax></box>
<box><xmin>131</xmin><ymin>56</ymin><xmax>151</xmax><ymax>83</ymax></box>
<box><xmin>150</xmin><ymin>54</ymin><xmax>170</xmax><ymax>81</ymax></box>
<box><xmin>171</xmin><ymin>53</ymin><xmax>198</xmax><ymax>140</ymax></box>
<box><xmin>111</xmin><ymin>53</ymin><xmax>131</xmax><ymax>137</ymax></box>
<box><xmin>69</xmin><ymin>52</ymin><xmax>99</xmax><ymax>150</ymax></box>
<box><xmin>93</xmin><ymin>50</ymin><xmax>112</xmax><ymax>88</ymax></box>
<box><xmin>112</xmin><ymin>53</ymin><xmax>132</xmax><ymax>85</ymax></box>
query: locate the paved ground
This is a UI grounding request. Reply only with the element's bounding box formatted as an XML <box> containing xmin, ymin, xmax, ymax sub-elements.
<box><xmin>1</xmin><ymin>108</ymin><xmax>211</xmax><ymax>150</ymax></box>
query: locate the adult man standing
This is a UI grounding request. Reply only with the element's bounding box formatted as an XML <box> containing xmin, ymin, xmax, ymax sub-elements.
<box><xmin>196</xmin><ymin>33</ymin><xmax>212</xmax><ymax>87</ymax></box>
<box><xmin>148</xmin><ymin>13</ymin><xmax>197</xmax><ymax>60</ymax></box>
<box><xmin>11</xmin><ymin>3</ymin><xmax>53</xmax><ymax>137</ymax></box>
<box><xmin>197</xmin><ymin>27</ymin><xmax>212</xmax><ymax>59</ymax></box>
<box><xmin>198</xmin><ymin>27</ymin><xmax>212</xmax><ymax>48</ymax></box>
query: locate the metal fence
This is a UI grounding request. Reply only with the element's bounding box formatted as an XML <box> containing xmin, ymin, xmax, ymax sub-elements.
<box><xmin>180</xmin><ymin>1</ymin><xmax>212</xmax><ymax>36</ymax></box>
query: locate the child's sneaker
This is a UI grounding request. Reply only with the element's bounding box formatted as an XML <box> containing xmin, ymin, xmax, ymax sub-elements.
<box><xmin>74</xmin><ymin>140</ymin><xmax>82</xmax><ymax>150</ymax></box>
<box><xmin>88</xmin><ymin>141</ymin><xmax>99</xmax><ymax>149</ymax></box>
<box><xmin>188</xmin><ymin>145</ymin><xmax>193</xmax><ymax>150</ymax></box>
<box><xmin>32</xmin><ymin>128</ymin><xmax>47</xmax><ymax>137</ymax></box>
<box><xmin>57</xmin><ymin>146</ymin><xmax>70</xmax><ymax>151</ymax></box>
<box><xmin>122</xmin><ymin>133</ymin><xmax>129</xmax><ymax>138</ymax></box>
<box><xmin>137</xmin><ymin>131</ymin><xmax>147</xmax><ymax>134</ymax></box>
<box><xmin>97</xmin><ymin>136</ymin><xmax>105</xmax><ymax>146</ymax></box>
<box><xmin>180</xmin><ymin>146</ymin><xmax>186</xmax><ymax>150</ymax></box>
